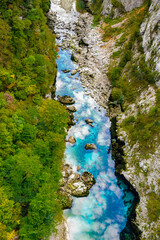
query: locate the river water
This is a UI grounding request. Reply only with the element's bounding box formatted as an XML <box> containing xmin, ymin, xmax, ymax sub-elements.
<box><xmin>51</xmin><ymin>1</ymin><xmax>135</xmax><ymax>239</ymax></box>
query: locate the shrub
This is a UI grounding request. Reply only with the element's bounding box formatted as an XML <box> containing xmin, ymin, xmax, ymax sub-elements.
<box><xmin>76</xmin><ymin>0</ymin><xmax>86</xmax><ymax>13</ymax></box>
<box><xmin>111</xmin><ymin>87</ymin><xmax>124</xmax><ymax>104</ymax></box>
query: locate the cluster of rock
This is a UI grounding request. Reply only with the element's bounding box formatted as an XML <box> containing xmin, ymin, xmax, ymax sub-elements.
<box><xmin>59</xmin><ymin>164</ymin><xmax>96</xmax><ymax>209</ymax></box>
<box><xmin>57</xmin><ymin>95</ymin><xmax>76</xmax><ymax>126</ymax></box>
<box><xmin>48</xmin><ymin>2</ymin><xmax>111</xmax><ymax>110</ymax></box>
<box><xmin>58</xmin><ymin>94</ymin><xmax>96</xmax><ymax>149</ymax></box>
<box><xmin>57</xmin><ymin>93</ymin><xmax>96</xmax><ymax>209</ymax></box>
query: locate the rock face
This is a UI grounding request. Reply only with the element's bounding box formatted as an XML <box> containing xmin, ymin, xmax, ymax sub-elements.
<box><xmin>68</xmin><ymin>180</ymin><xmax>89</xmax><ymax>197</ymax></box>
<box><xmin>58</xmin><ymin>95</ymin><xmax>75</xmax><ymax>105</ymax></box>
<box><xmin>81</xmin><ymin>171</ymin><xmax>96</xmax><ymax>189</ymax></box>
<box><xmin>89</xmin><ymin>0</ymin><xmax>144</xmax><ymax>16</ymax></box>
<box><xmin>85</xmin><ymin>143</ymin><xmax>97</xmax><ymax>150</ymax></box>
<box><xmin>118</xmin><ymin>0</ymin><xmax>144</xmax><ymax>12</ymax></box>
<box><xmin>141</xmin><ymin>0</ymin><xmax>160</xmax><ymax>74</ymax></box>
<box><xmin>102</xmin><ymin>0</ymin><xmax>113</xmax><ymax>15</ymax></box>
<box><xmin>59</xmin><ymin>164</ymin><xmax>96</xmax><ymax>208</ymax></box>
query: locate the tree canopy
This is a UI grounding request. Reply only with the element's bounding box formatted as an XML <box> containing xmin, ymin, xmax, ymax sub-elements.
<box><xmin>0</xmin><ymin>1</ymin><xmax>69</xmax><ymax>239</ymax></box>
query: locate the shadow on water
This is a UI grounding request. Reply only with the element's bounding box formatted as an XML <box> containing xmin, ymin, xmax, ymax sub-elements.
<box><xmin>110</xmin><ymin>117</ymin><xmax>141</xmax><ymax>240</ymax></box>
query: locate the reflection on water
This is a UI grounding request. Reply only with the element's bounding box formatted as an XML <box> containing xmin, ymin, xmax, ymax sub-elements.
<box><xmin>55</xmin><ymin>48</ymin><xmax>135</xmax><ymax>240</ymax></box>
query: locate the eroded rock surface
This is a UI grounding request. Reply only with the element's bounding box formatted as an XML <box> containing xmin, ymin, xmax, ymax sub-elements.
<box><xmin>141</xmin><ymin>0</ymin><xmax>160</xmax><ymax>75</ymax></box>
<box><xmin>59</xmin><ymin>164</ymin><xmax>96</xmax><ymax>208</ymax></box>
<box><xmin>81</xmin><ymin>171</ymin><xmax>96</xmax><ymax>189</ymax></box>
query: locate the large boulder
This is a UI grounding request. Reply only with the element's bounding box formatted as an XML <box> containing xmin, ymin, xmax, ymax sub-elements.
<box><xmin>58</xmin><ymin>95</ymin><xmax>75</xmax><ymax>105</ymax></box>
<box><xmin>67</xmin><ymin>106</ymin><xmax>77</xmax><ymax>112</ymax></box>
<box><xmin>60</xmin><ymin>164</ymin><xmax>96</xmax><ymax>206</ymax></box>
<box><xmin>68</xmin><ymin>181</ymin><xmax>89</xmax><ymax>197</ymax></box>
<box><xmin>81</xmin><ymin>172</ymin><xmax>96</xmax><ymax>189</ymax></box>
<box><xmin>68</xmin><ymin>136</ymin><xmax>76</xmax><ymax>144</ymax></box>
<box><xmin>85</xmin><ymin>143</ymin><xmax>97</xmax><ymax>150</ymax></box>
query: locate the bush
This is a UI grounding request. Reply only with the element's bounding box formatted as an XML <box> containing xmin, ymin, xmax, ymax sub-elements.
<box><xmin>76</xmin><ymin>0</ymin><xmax>86</xmax><ymax>13</ymax></box>
<box><xmin>111</xmin><ymin>87</ymin><xmax>124</xmax><ymax>104</ymax></box>
<box><xmin>92</xmin><ymin>14</ymin><xmax>101</xmax><ymax>26</ymax></box>
<box><xmin>108</xmin><ymin>66</ymin><xmax>122</xmax><ymax>86</ymax></box>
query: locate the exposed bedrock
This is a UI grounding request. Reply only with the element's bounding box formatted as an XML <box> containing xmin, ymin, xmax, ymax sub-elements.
<box><xmin>59</xmin><ymin>164</ymin><xmax>96</xmax><ymax>209</ymax></box>
<box><xmin>140</xmin><ymin>0</ymin><xmax>160</xmax><ymax>76</ymax></box>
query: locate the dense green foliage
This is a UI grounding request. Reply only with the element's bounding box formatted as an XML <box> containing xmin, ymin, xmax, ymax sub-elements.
<box><xmin>0</xmin><ymin>0</ymin><xmax>57</xmax><ymax>101</ymax></box>
<box><xmin>106</xmin><ymin>4</ymin><xmax>151</xmax><ymax>104</ymax></box>
<box><xmin>76</xmin><ymin>0</ymin><xmax>86</xmax><ymax>13</ymax></box>
<box><xmin>76</xmin><ymin>0</ymin><xmax>103</xmax><ymax>19</ymax></box>
<box><xmin>0</xmin><ymin>0</ymin><xmax>69</xmax><ymax>239</ymax></box>
<box><xmin>0</xmin><ymin>95</ymin><xmax>68</xmax><ymax>239</ymax></box>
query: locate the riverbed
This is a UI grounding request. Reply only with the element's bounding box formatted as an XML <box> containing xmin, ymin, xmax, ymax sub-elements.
<box><xmin>50</xmin><ymin>1</ymin><xmax>135</xmax><ymax>239</ymax></box>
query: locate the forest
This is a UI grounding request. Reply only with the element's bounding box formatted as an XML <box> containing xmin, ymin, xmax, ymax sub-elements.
<box><xmin>0</xmin><ymin>0</ymin><xmax>69</xmax><ymax>239</ymax></box>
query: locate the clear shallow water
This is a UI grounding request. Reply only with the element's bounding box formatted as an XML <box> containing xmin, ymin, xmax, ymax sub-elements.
<box><xmin>55</xmin><ymin>48</ymin><xmax>134</xmax><ymax>240</ymax></box>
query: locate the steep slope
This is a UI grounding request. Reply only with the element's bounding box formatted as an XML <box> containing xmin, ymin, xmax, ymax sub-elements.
<box><xmin>141</xmin><ymin>0</ymin><xmax>160</xmax><ymax>74</ymax></box>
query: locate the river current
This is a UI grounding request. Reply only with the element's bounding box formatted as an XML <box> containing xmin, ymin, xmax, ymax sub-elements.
<box><xmin>51</xmin><ymin>1</ymin><xmax>135</xmax><ymax>239</ymax></box>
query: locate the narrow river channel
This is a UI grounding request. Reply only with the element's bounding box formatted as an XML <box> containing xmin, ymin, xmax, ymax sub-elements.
<box><xmin>51</xmin><ymin>1</ymin><xmax>135</xmax><ymax>239</ymax></box>
<box><xmin>55</xmin><ymin>48</ymin><xmax>134</xmax><ymax>239</ymax></box>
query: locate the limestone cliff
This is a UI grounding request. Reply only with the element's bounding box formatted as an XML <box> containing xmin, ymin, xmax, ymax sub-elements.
<box><xmin>141</xmin><ymin>0</ymin><xmax>160</xmax><ymax>75</ymax></box>
<box><xmin>107</xmin><ymin>0</ymin><xmax>160</xmax><ymax>239</ymax></box>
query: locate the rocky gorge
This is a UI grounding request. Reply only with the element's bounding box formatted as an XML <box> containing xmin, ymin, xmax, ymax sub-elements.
<box><xmin>48</xmin><ymin>0</ymin><xmax>160</xmax><ymax>239</ymax></box>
